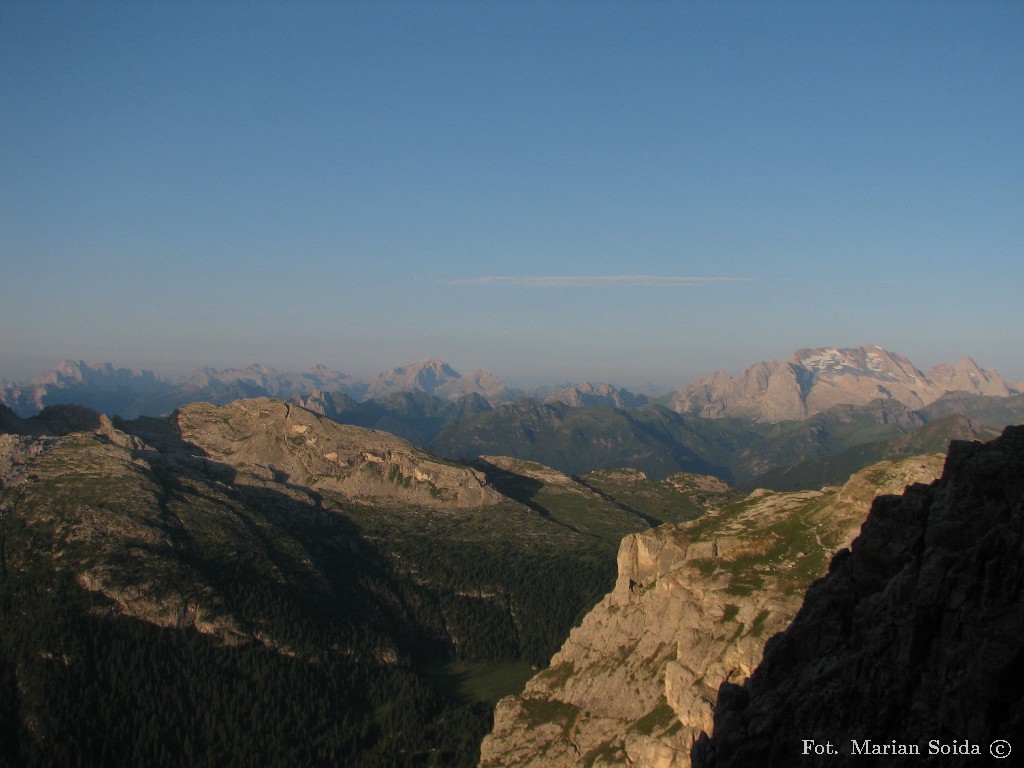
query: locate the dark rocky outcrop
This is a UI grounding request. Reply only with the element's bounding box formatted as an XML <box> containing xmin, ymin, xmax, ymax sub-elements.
<box><xmin>0</xmin><ymin>403</ymin><xmax>28</xmax><ymax>435</ymax></box>
<box><xmin>693</xmin><ymin>425</ymin><xmax>1024</xmax><ymax>767</ymax></box>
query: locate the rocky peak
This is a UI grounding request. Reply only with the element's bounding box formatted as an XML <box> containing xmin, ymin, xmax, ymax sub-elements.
<box><xmin>544</xmin><ymin>382</ymin><xmax>647</xmax><ymax>409</ymax></box>
<box><xmin>358</xmin><ymin>359</ymin><xmax>507</xmax><ymax>401</ymax></box>
<box><xmin>184</xmin><ymin>364</ymin><xmax>353</xmax><ymax>396</ymax></box>
<box><xmin>791</xmin><ymin>345</ymin><xmax>924</xmax><ymax>381</ymax></box>
<box><xmin>926</xmin><ymin>355</ymin><xmax>1017</xmax><ymax>398</ymax></box>
<box><xmin>290</xmin><ymin>389</ymin><xmax>359</xmax><ymax>420</ymax></box>
<box><xmin>39</xmin><ymin>360</ymin><xmax>160</xmax><ymax>386</ymax></box>
<box><xmin>436</xmin><ymin>368</ymin><xmax>508</xmax><ymax>400</ymax></box>
<box><xmin>671</xmin><ymin>346</ymin><xmax>1020</xmax><ymax>422</ymax></box>
<box><xmin>48</xmin><ymin>359</ymin><xmax>89</xmax><ymax>383</ymax></box>
<box><xmin>672</xmin><ymin>361</ymin><xmax>782</xmax><ymax>419</ymax></box>
<box><xmin>360</xmin><ymin>359</ymin><xmax>458</xmax><ymax>396</ymax></box>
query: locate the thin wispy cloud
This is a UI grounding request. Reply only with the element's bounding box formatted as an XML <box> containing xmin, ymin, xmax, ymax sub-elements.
<box><xmin>446</xmin><ymin>275</ymin><xmax>752</xmax><ymax>288</ymax></box>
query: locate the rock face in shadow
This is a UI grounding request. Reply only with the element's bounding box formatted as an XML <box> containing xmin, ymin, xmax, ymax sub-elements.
<box><xmin>477</xmin><ymin>455</ymin><xmax>945</xmax><ymax>768</ymax></box>
<box><xmin>692</xmin><ymin>425</ymin><xmax>1024</xmax><ymax>767</ymax></box>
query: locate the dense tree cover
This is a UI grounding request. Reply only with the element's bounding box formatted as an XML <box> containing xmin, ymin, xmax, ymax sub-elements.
<box><xmin>404</xmin><ymin>539</ymin><xmax>611</xmax><ymax>666</ymax></box>
<box><xmin>0</xmin><ymin>511</ymin><xmax>493</xmax><ymax>767</ymax></box>
<box><xmin>0</xmin><ymin>468</ymin><xmax>616</xmax><ymax>767</ymax></box>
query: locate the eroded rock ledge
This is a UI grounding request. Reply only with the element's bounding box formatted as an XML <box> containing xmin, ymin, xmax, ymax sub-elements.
<box><xmin>479</xmin><ymin>455</ymin><xmax>944</xmax><ymax>768</ymax></box>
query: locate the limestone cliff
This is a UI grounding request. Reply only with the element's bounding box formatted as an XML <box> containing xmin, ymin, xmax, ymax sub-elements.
<box><xmin>692</xmin><ymin>425</ymin><xmax>1024</xmax><ymax>767</ymax></box>
<box><xmin>479</xmin><ymin>455</ymin><xmax>945</xmax><ymax>768</ymax></box>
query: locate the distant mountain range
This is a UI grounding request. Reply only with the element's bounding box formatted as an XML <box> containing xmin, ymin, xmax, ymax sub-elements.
<box><xmin>1</xmin><ymin>358</ymin><xmax>510</xmax><ymax>418</ymax></box>
<box><xmin>4</xmin><ymin>346</ymin><xmax>1021</xmax><ymax>423</ymax></box>
<box><xmin>429</xmin><ymin>396</ymin><xmax>1017</xmax><ymax>488</ymax></box>
<box><xmin>3</xmin><ymin>347</ymin><xmax>1023</xmax><ymax>491</ymax></box>
<box><xmin>543</xmin><ymin>381</ymin><xmax>649</xmax><ymax>409</ymax></box>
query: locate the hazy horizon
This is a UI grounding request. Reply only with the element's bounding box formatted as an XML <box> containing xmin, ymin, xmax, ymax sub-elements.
<box><xmin>3</xmin><ymin>2</ymin><xmax>1022</xmax><ymax>387</ymax></box>
<box><xmin>4</xmin><ymin>342</ymin><xmax>1023</xmax><ymax>396</ymax></box>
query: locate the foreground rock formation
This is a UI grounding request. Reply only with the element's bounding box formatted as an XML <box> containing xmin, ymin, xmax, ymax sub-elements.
<box><xmin>692</xmin><ymin>425</ymin><xmax>1024</xmax><ymax>767</ymax></box>
<box><xmin>479</xmin><ymin>455</ymin><xmax>945</xmax><ymax>768</ymax></box>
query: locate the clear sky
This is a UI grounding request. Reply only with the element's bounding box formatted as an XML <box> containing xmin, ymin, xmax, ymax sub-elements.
<box><xmin>2</xmin><ymin>1</ymin><xmax>1022</xmax><ymax>389</ymax></box>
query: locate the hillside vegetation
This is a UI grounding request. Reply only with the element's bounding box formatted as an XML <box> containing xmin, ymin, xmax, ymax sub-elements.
<box><xmin>0</xmin><ymin>400</ymin><xmax>715</xmax><ymax>767</ymax></box>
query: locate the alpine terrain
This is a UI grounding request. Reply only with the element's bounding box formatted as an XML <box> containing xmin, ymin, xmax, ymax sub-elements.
<box><xmin>692</xmin><ymin>425</ymin><xmax>1024</xmax><ymax>766</ymax></box>
<box><xmin>478</xmin><ymin>455</ymin><xmax>945</xmax><ymax>767</ymax></box>
<box><xmin>0</xmin><ymin>398</ymin><xmax>711</xmax><ymax>766</ymax></box>
<box><xmin>0</xmin><ymin>345</ymin><xmax>1021</xmax><ymax>767</ymax></box>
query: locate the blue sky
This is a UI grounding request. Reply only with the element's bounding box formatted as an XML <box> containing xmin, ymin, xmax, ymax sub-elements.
<box><xmin>2</xmin><ymin>1</ymin><xmax>1022</xmax><ymax>388</ymax></box>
